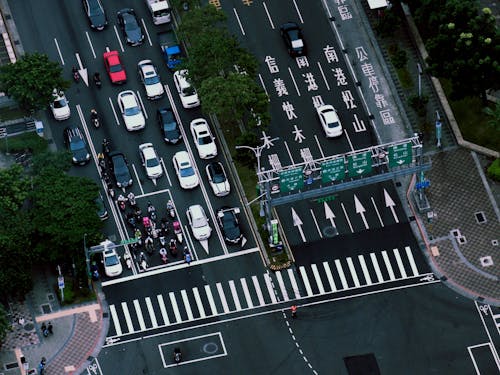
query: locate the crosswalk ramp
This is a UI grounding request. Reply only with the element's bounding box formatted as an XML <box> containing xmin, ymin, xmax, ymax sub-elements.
<box><xmin>107</xmin><ymin>246</ymin><xmax>427</xmax><ymax>338</ymax></box>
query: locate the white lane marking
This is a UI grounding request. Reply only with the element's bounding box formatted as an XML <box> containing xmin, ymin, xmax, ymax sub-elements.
<box><xmin>341</xmin><ymin>202</ymin><xmax>354</xmax><ymax>233</ymax></box>
<box><xmin>252</xmin><ymin>276</ymin><xmax>266</xmax><ymax>306</ymax></box>
<box><xmin>85</xmin><ymin>32</ymin><xmax>96</xmax><ymax>59</ymax></box>
<box><xmin>473</xmin><ymin>301</ymin><xmax>500</xmax><ymax>367</ymax></box>
<box><xmin>145</xmin><ymin>297</ymin><xmax>158</xmax><ymax>328</ymax></box>
<box><xmin>381</xmin><ymin>251</ymin><xmax>396</xmax><ymax>281</ymax></box>
<box><xmin>258</xmin><ymin>73</ymin><xmax>269</xmax><ymax>98</ymax></box>
<box><xmin>54</xmin><ymin>38</ymin><xmax>65</xmax><ymax>65</ymax></box>
<box><xmin>264</xmin><ymin>273</ymin><xmax>277</xmax><ymax>303</ymax></box>
<box><xmin>136</xmin><ymin>90</ymin><xmax>148</xmax><ymax>119</ymax></box>
<box><xmin>371</xmin><ymin>196</ymin><xmax>384</xmax><ymax>227</ymax></box>
<box><xmin>204</xmin><ymin>285</ymin><xmax>218</xmax><ymax>315</ymax></box>
<box><xmin>181</xmin><ymin>289</ymin><xmax>194</xmax><ymax>320</ymax></box>
<box><xmin>109</xmin><ymin>305</ymin><xmax>122</xmax><ymax>336</ymax></box>
<box><xmin>370</xmin><ymin>253</ymin><xmax>384</xmax><ymax>283</ymax></box>
<box><xmin>184</xmin><ymin>224</ymin><xmax>198</xmax><ymax>262</ymax></box>
<box><xmin>335</xmin><ymin>259</ymin><xmax>348</xmax><ymax>289</ymax></box>
<box><xmin>321</xmin><ymin>0</ymin><xmax>333</xmax><ymax>18</ymax></box>
<box><xmin>192</xmin><ymin>287</ymin><xmax>206</xmax><ymax>319</ymax></box>
<box><xmin>160</xmin><ymin>157</ymin><xmax>172</xmax><ymax>187</ymax></box>
<box><xmin>216</xmin><ymin>282</ymin><xmax>230</xmax><ymax>313</ymax></box>
<box><xmin>113</xmin><ymin>25</ymin><xmax>125</xmax><ymax>52</ymax></box>
<box><xmin>288</xmin><ymin>67</ymin><xmax>301</xmax><ymax>96</ymax></box>
<box><xmin>262</xmin><ymin>2</ymin><xmax>275</xmax><ymax>29</ymax></box>
<box><xmin>405</xmin><ymin>247</ymin><xmax>419</xmax><ymax>276</ymax></box>
<box><xmin>317</xmin><ymin>61</ymin><xmax>330</xmax><ymax>91</ymax></box>
<box><xmin>133</xmin><ymin>300</ymin><xmax>146</xmax><ymax>331</ymax></box>
<box><xmin>122</xmin><ymin>302</ymin><xmax>134</xmax><ymax>333</ymax></box>
<box><xmin>311</xmin><ymin>264</ymin><xmax>325</xmax><ymax>294</ymax></box>
<box><xmin>131</xmin><ymin>164</ymin><xmax>145</xmax><ymax>195</ymax></box>
<box><xmin>310</xmin><ymin>209</ymin><xmax>323</xmax><ymax>238</ymax></box>
<box><xmin>287</xmin><ymin>269</ymin><xmax>301</xmax><ymax>299</ymax></box>
<box><xmin>467</xmin><ymin>343</ymin><xmax>495</xmax><ymax>375</ymax></box>
<box><xmin>284</xmin><ymin>141</ymin><xmax>296</xmax><ymax>164</ymax></box>
<box><xmin>275</xmin><ymin>271</ymin><xmax>289</xmax><ymax>301</ymax></box>
<box><xmin>108</xmin><ymin>97</ymin><xmax>120</xmax><ymax>125</ymax></box>
<box><xmin>292</xmin><ymin>0</ymin><xmax>304</xmax><ymax>23</ymax></box>
<box><xmin>299</xmin><ymin>266</ymin><xmax>313</xmax><ymax>297</ymax></box>
<box><xmin>393</xmin><ymin>248</ymin><xmax>407</xmax><ymax>278</ymax></box>
<box><xmin>228</xmin><ymin>280</ymin><xmax>242</xmax><ymax>311</ymax></box>
<box><xmin>157</xmin><ymin>295</ymin><xmax>170</xmax><ymax>325</ymax></box>
<box><xmin>141</xmin><ymin>18</ymin><xmax>153</xmax><ymax>46</ymax></box>
<box><xmin>314</xmin><ymin>135</ymin><xmax>325</xmax><ymax>158</ymax></box>
<box><xmin>169</xmin><ymin>292</ymin><xmax>182</xmax><ymax>323</ymax></box>
<box><xmin>240</xmin><ymin>278</ymin><xmax>253</xmax><ymax>309</ymax></box>
<box><xmin>233</xmin><ymin>8</ymin><xmax>245</xmax><ymax>35</ymax></box>
<box><xmin>323</xmin><ymin>262</ymin><xmax>337</xmax><ymax>292</ymax></box>
<box><xmin>344</xmin><ymin>129</ymin><xmax>355</xmax><ymax>151</ymax></box>
<box><xmin>358</xmin><ymin>255</ymin><xmax>372</xmax><ymax>285</ymax></box>
<box><xmin>346</xmin><ymin>257</ymin><xmax>360</xmax><ymax>287</ymax></box>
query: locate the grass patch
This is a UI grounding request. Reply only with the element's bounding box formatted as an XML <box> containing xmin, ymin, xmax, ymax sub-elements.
<box><xmin>396</xmin><ymin>67</ymin><xmax>413</xmax><ymax>89</ymax></box>
<box><xmin>55</xmin><ymin>278</ymin><xmax>96</xmax><ymax>306</ymax></box>
<box><xmin>0</xmin><ymin>131</ymin><xmax>48</xmax><ymax>154</ymax></box>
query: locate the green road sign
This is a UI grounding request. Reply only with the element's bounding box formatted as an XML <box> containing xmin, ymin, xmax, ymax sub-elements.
<box><xmin>120</xmin><ymin>238</ymin><xmax>138</xmax><ymax>245</ymax></box>
<box><xmin>279</xmin><ymin>168</ymin><xmax>304</xmax><ymax>193</ymax></box>
<box><xmin>388</xmin><ymin>142</ymin><xmax>412</xmax><ymax>168</ymax></box>
<box><xmin>321</xmin><ymin>158</ymin><xmax>345</xmax><ymax>183</ymax></box>
<box><xmin>348</xmin><ymin>152</ymin><xmax>372</xmax><ymax>176</ymax></box>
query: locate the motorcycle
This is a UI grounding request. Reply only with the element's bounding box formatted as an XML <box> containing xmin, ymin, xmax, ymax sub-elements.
<box><xmin>117</xmin><ymin>194</ymin><xmax>127</xmax><ymax>211</ymax></box>
<box><xmin>93</xmin><ymin>72</ymin><xmax>102</xmax><ymax>88</ymax></box>
<box><xmin>169</xmin><ymin>238</ymin><xmax>178</xmax><ymax>257</ymax></box>
<box><xmin>166</xmin><ymin>200</ymin><xmax>175</xmax><ymax>218</ymax></box>
<box><xmin>139</xmin><ymin>252</ymin><xmax>148</xmax><ymax>271</ymax></box>
<box><xmin>145</xmin><ymin>236</ymin><xmax>154</xmax><ymax>255</ymax></box>
<box><xmin>123</xmin><ymin>252</ymin><xmax>132</xmax><ymax>269</ymax></box>
<box><xmin>102</xmin><ymin>138</ymin><xmax>111</xmax><ymax>156</ymax></box>
<box><xmin>126</xmin><ymin>213</ymin><xmax>137</xmax><ymax>229</ymax></box>
<box><xmin>90</xmin><ymin>109</ymin><xmax>100</xmax><ymax>128</ymax></box>
<box><xmin>72</xmin><ymin>67</ymin><xmax>79</xmax><ymax>83</ymax></box>
<box><xmin>90</xmin><ymin>261</ymin><xmax>99</xmax><ymax>280</ymax></box>
<box><xmin>173</xmin><ymin>220</ymin><xmax>183</xmax><ymax>243</ymax></box>
<box><xmin>174</xmin><ymin>348</ymin><xmax>182</xmax><ymax>364</ymax></box>
<box><xmin>127</xmin><ymin>192</ymin><xmax>136</xmax><ymax>207</ymax></box>
<box><xmin>159</xmin><ymin>247</ymin><xmax>168</xmax><ymax>264</ymax></box>
<box><xmin>147</xmin><ymin>202</ymin><xmax>157</xmax><ymax>222</ymax></box>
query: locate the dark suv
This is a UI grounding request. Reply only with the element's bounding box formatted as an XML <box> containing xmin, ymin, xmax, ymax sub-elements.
<box><xmin>158</xmin><ymin>107</ymin><xmax>182</xmax><ymax>144</ymax></box>
<box><xmin>280</xmin><ymin>22</ymin><xmax>307</xmax><ymax>57</ymax></box>
<box><xmin>109</xmin><ymin>151</ymin><xmax>133</xmax><ymax>188</ymax></box>
<box><xmin>63</xmin><ymin>127</ymin><xmax>90</xmax><ymax>165</ymax></box>
<box><xmin>82</xmin><ymin>0</ymin><xmax>108</xmax><ymax>31</ymax></box>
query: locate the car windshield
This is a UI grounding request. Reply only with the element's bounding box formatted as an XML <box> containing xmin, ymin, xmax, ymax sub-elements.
<box><xmin>53</xmin><ymin>98</ymin><xmax>67</xmax><ymax>108</ymax></box>
<box><xmin>193</xmin><ymin>216</ymin><xmax>207</xmax><ymax>228</ymax></box>
<box><xmin>198</xmin><ymin>135</ymin><xmax>212</xmax><ymax>145</ymax></box>
<box><xmin>144</xmin><ymin>74</ymin><xmax>160</xmax><ymax>85</ymax></box>
<box><xmin>288</xmin><ymin>29</ymin><xmax>300</xmax><ymax>40</ymax></box>
<box><xmin>124</xmin><ymin>106</ymin><xmax>140</xmax><ymax>116</ymax></box>
<box><xmin>182</xmin><ymin>86</ymin><xmax>195</xmax><ymax>96</ymax></box>
<box><xmin>109</xmin><ymin>64</ymin><xmax>121</xmax><ymax>73</ymax></box>
<box><xmin>224</xmin><ymin>215</ymin><xmax>237</xmax><ymax>229</ymax></box>
<box><xmin>213</xmin><ymin>173</ymin><xmax>225</xmax><ymax>183</ymax></box>
<box><xmin>164</xmin><ymin>122</ymin><xmax>177</xmax><ymax>131</ymax></box>
<box><xmin>89</xmin><ymin>0</ymin><xmax>102</xmax><ymax>16</ymax></box>
<box><xmin>146</xmin><ymin>157</ymin><xmax>159</xmax><ymax>168</ymax></box>
<box><xmin>180</xmin><ymin>165</ymin><xmax>194</xmax><ymax>177</ymax></box>
<box><xmin>104</xmin><ymin>254</ymin><xmax>119</xmax><ymax>266</ymax></box>
<box><xmin>124</xmin><ymin>15</ymin><xmax>138</xmax><ymax>31</ymax></box>
<box><xmin>70</xmin><ymin>139</ymin><xmax>85</xmax><ymax>151</ymax></box>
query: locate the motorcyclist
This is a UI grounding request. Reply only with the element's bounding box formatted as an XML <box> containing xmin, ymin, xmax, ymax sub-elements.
<box><xmin>72</xmin><ymin>66</ymin><xmax>79</xmax><ymax>81</ymax></box>
<box><xmin>174</xmin><ymin>347</ymin><xmax>182</xmax><ymax>363</ymax></box>
<box><xmin>127</xmin><ymin>192</ymin><xmax>136</xmax><ymax>207</ymax></box>
<box><xmin>102</xmin><ymin>138</ymin><xmax>110</xmax><ymax>155</ymax></box>
<box><xmin>93</xmin><ymin>72</ymin><xmax>101</xmax><ymax>85</ymax></box>
<box><xmin>169</xmin><ymin>238</ymin><xmax>177</xmax><ymax>256</ymax></box>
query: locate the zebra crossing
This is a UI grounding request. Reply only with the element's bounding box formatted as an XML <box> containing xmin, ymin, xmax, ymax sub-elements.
<box><xmin>106</xmin><ymin>246</ymin><xmax>430</xmax><ymax>338</ymax></box>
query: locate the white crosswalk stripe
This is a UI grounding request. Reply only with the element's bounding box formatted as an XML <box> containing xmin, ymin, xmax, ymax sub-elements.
<box><xmin>107</xmin><ymin>246</ymin><xmax>429</xmax><ymax>338</ymax></box>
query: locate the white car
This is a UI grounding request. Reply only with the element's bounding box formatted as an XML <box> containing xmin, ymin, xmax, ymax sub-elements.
<box><xmin>186</xmin><ymin>204</ymin><xmax>212</xmax><ymax>241</ymax></box>
<box><xmin>190</xmin><ymin>118</ymin><xmax>217</xmax><ymax>159</ymax></box>
<box><xmin>172</xmin><ymin>151</ymin><xmax>199</xmax><ymax>189</ymax></box>
<box><xmin>139</xmin><ymin>143</ymin><xmax>163</xmax><ymax>180</ymax></box>
<box><xmin>316</xmin><ymin>105</ymin><xmax>343</xmax><ymax>138</ymax></box>
<box><xmin>173</xmin><ymin>70</ymin><xmax>200</xmax><ymax>108</ymax></box>
<box><xmin>101</xmin><ymin>241</ymin><xmax>123</xmax><ymax>277</ymax></box>
<box><xmin>206</xmin><ymin>162</ymin><xmax>230</xmax><ymax>197</ymax></box>
<box><xmin>137</xmin><ymin>60</ymin><xmax>164</xmax><ymax>100</ymax></box>
<box><xmin>50</xmin><ymin>89</ymin><xmax>70</xmax><ymax>120</ymax></box>
<box><xmin>117</xmin><ymin>90</ymin><xmax>146</xmax><ymax>131</ymax></box>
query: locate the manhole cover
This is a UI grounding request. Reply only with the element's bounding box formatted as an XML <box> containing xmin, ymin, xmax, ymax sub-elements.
<box><xmin>41</xmin><ymin>304</ymin><xmax>51</xmax><ymax>314</ymax></box>
<box><xmin>24</xmin><ymin>323</ymin><xmax>34</xmax><ymax>331</ymax></box>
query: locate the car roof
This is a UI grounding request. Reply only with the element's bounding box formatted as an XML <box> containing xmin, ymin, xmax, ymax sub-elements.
<box><xmin>189</xmin><ymin>204</ymin><xmax>205</xmax><ymax>218</ymax></box>
<box><xmin>174</xmin><ymin>151</ymin><xmax>190</xmax><ymax>163</ymax></box>
<box><xmin>120</xmin><ymin>91</ymin><xmax>137</xmax><ymax>107</ymax></box>
<box><xmin>142</xmin><ymin>146</ymin><xmax>156</xmax><ymax>159</ymax></box>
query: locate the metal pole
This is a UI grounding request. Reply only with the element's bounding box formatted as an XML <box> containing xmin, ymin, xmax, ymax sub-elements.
<box><xmin>435</xmin><ymin>111</ymin><xmax>442</xmax><ymax>149</ymax></box>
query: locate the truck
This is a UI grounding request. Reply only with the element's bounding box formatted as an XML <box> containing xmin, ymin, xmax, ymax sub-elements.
<box><xmin>157</xmin><ymin>26</ymin><xmax>182</xmax><ymax>71</ymax></box>
<box><xmin>145</xmin><ymin>0</ymin><xmax>172</xmax><ymax>25</ymax></box>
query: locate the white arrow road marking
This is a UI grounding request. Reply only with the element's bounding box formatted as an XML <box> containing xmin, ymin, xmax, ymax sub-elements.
<box><xmin>293</xmin><ymin>125</ymin><xmax>306</xmax><ymax>143</ymax></box>
<box><xmin>354</xmin><ymin>194</ymin><xmax>369</xmax><ymax>230</ymax></box>
<box><xmin>241</xmin><ymin>236</ymin><xmax>247</xmax><ymax>248</ymax></box>
<box><xmin>75</xmin><ymin>53</ymin><xmax>89</xmax><ymax>86</ymax></box>
<box><xmin>310</xmin><ymin>209</ymin><xmax>323</xmax><ymax>238</ymax></box>
<box><xmin>291</xmin><ymin>208</ymin><xmax>306</xmax><ymax>242</ymax></box>
<box><xmin>384</xmin><ymin>188</ymin><xmax>399</xmax><ymax>223</ymax></box>
<box><xmin>324</xmin><ymin>202</ymin><xmax>337</xmax><ymax>229</ymax></box>
<box><xmin>370</xmin><ymin>196</ymin><xmax>384</xmax><ymax>227</ymax></box>
<box><xmin>199</xmin><ymin>239</ymin><xmax>209</xmax><ymax>254</ymax></box>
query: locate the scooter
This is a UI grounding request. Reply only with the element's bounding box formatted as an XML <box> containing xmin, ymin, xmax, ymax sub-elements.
<box><xmin>174</xmin><ymin>348</ymin><xmax>182</xmax><ymax>364</ymax></box>
<box><xmin>144</xmin><ymin>236</ymin><xmax>154</xmax><ymax>255</ymax></box>
<box><xmin>169</xmin><ymin>238</ymin><xmax>178</xmax><ymax>257</ymax></box>
<box><xmin>139</xmin><ymin>252</ymin><xmax>148</xmax><ymax>271</ymax></box>
<box><xmin>173</xmin><ymin>220</ymin><xmax>183</xmax><ymax>243</ymax></box>
<box><xmin>148</xmin><ymin>202</ymin><xmax>157</xmax><ymax>222</ymax></box>
<box><xmin>117</xmin><ymin>195</ymin><xmax>127</xmax><ymax>211</ymax></box>
<box><xmin>166</xmin><ymin>200</ymin><xmax>175</xmax><ymax>218</ymax></box>
<box><xmin>123</xmin><ymin>252</ymin><xmax>132</xmax><ymax>269</ymax></box>
<box><xmin>93</xmin><ymin>73</ymin><xmax>102</xmax><ymax>88</ymax></box>
<box><xmin>72</xmin><ymin>68</ymin><xmax>80</xmax><ymax>83</ymax></box>
<box><xmin>159</xmin><ymin>247</ymin><xmax>168</xmax><ymax>264</ymax></box>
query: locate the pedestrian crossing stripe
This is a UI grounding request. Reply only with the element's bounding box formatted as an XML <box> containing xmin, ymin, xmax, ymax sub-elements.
<box><xmin>107</xmin><ymin>246</ymin><xmax>430</xmax><ymax>338</ymax></box>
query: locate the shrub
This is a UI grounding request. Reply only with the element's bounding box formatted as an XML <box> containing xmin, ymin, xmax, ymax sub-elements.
<box><xmin>487</xmin><ymin>159</ymin><xmax>500</xmax><ymax>181</ymax></box>
<box><xmin>408</xmin><ymin>94</ymin><xmax>429</xmax><ymax>117</ymax></box>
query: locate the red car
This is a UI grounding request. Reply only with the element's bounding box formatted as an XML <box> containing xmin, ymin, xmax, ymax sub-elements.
<box><xmin>103</xmin><ymin>51</ymin><xmax>126</xmax><ymax>84</ymax></box>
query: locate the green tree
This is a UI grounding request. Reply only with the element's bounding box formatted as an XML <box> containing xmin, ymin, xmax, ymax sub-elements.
<box><xmin>483</xmin><ymin>102</ymin><xmax>500</xmax><ymax>131</ymax></box>
<box><xmin>31</xmin><ymin>150</ymin><xmax>72</xmax><ymax>176</ymax></box>
<box><xmin>0</xmin><ymin>53</ymin><xmax>69</xmax><ymax>112</ymax></box>
<box><xmin>177</xmin><ymin>4</ymin><xmax>226</xmax><ymax>39</ymax></box>
<box><xmin>0</xmin><ymin>304</ymin><xmax>9</xmax><ymax>343</ymax></box>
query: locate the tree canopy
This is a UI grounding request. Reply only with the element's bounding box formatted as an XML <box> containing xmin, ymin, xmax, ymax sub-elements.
<box><xmin>0</xmin><ymin>52</ymin><xmax>69</xmax><ymax>112</ymax></box>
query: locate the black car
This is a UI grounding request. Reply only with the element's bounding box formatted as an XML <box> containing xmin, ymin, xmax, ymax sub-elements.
<box><xmin>216</xmin><ymin>207</ymin><xmax>243</xmax><ymax>244</ymax></box>
<box><xmin>157</xmin><ymin>107</ymin><xmax>182</xmax><ymax>144</ymax></box>
<box><xmin>63</xmin><ymin>127</ymin><xmax>90</xmax><ymax>165</ymax></box>
<box><xmin>117</xmin><ymin>8</ymin><xmax>144</xmax><ymax>46</ymax></box>
<box><xmin>82</xmin><ymin>0</ymin><xmax>107</xmax><ymax>31</ymax></box>
<box><xmin>109</xmin><ymin>151</ymin><xmax>133</xmax><ymax>188</ymax></box>
<box><xmin>95</xmin><ymin>192</ymin><xmax>109</xmax><ymax>221</ymax></box>
<box><xmin>280</xmin><ymin>22</ymin><xmax>306</xmax><ymax>57</ymax></box>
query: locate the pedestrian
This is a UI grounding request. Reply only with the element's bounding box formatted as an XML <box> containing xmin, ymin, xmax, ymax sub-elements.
<box><xmin>184</xmin><ymin>251</ymin><xmax>192</xmax><ymax>265</ymax></box>
<box><xmin>47</xmin><ymin>322</ymin><xmax>53</xmax><ymax>335</ymax></box>
<box><xmin>39</xmin><ymin>357</ymin><xmax>46</xmax><ymax>375</ymax></box>
<box><xmin>18</xmin><ymin>317</ymin><xmax>25</xmax><ymax>326</ymax></box>
<box><xmin>291</xmin><ymin>305</ymin><xmax>297</xmax><ymax>319</ymax></box>
<box><xmin>41</xmin><ymin>322</ymin><xmax>48</xmax><ymax>337</ymax></box>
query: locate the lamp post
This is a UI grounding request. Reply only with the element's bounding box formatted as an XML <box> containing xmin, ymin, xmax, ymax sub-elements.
<box><xmin>235</xmin><ymin>137</ymin><xmax>279</xmax><ymax>178</ymax></box>
<box><xmin>417</xmin><ymin>63</ymin><xmax>423</xmax><ymax>98</ymax></box>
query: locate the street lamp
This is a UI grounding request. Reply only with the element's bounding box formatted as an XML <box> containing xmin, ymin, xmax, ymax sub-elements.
<box><xmin>235</xmin><ymin>137</ymin><xmax>279</xmax><ymax>177</ymax></box>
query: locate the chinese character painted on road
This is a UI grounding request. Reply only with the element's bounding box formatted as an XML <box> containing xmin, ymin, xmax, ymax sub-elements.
<box><xmin>374</xmin><ymin>94</ymin><xmax>388</xmax><ymax>108</ymax></box>
<box><xmin>312</xmin><ymin>95</ymin><xmax>324</xmax><ymax>108</ymax></box>
<box><xmin>380</xmin><ymin>109</ymin><xmax>395</xmax><ymax>125</ymax></box>
<box><xmin>341</xmin><ymin>90</ymin><xmax>357</xmax><ymax>110</ymax></box>
<box><xmin>355</xmin><ymin>47</ymin><xmax>369</xmax><ymax>62</ymax></box>
<box><xmin>302</xmin><ymin>72</ymin><xmax>318</xmax><ymax>91</ymax></box>
<box><xmin>361</xmin><ymin>62</ymin><xmax>376</xmax><ymax>77</ymax></box>
<box><xmin>368</xmin><ymin>75</ymin><xmax>379</xmax><ymax>93</ymax></box>
<box><xmin>296</xmin><ymin>56</ymin><xmax>309</xmax><ymax>68</ymax></box>
<box><xmin>338</xmin><ymin>5</ymin><xmax>352</xmax><ymax>20</ymax></box>
<box><xmin>335</xmin><ymin>0</ymin><xmax>347</xmax><ymax>4</ymax></box>
<box><xmin>261</xmin><ymin>131</ymin><xmax>277</xmax><ymax>149</ymax></box>
<box><xmin>265</xmin><ymin>56</ymin><xmax>279</xmax><ymax>74</ymax></box>
<box><xmin>293</xmin><ymin>125</ymin><xmax>306</xmax><ymax>143</ymax></box>
<box><xmin>273</xmin><ymin>78</ymin><xmax>289</xmax><ymax>97</ymax></box>
<box><xmin>333</xmin><ymin>67</ymin><xmax>348</xmax><ymax>86</ymax></box>
<box><xmin>282</xmin><ymin>101</ymin><xmax>298</xmax><ymax>120</ymax></box>
<box><xmin>323</xmin><ymin>45</ymin><xmax>339</xmax><ymax>63</ymax></box>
